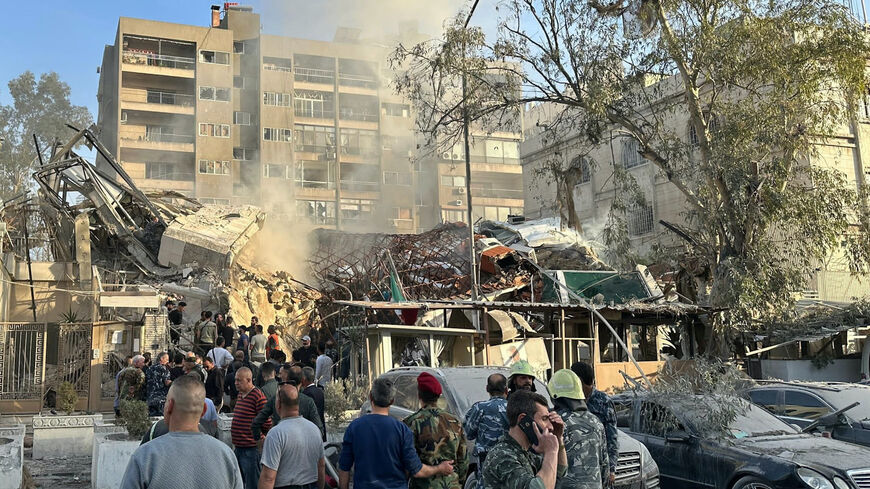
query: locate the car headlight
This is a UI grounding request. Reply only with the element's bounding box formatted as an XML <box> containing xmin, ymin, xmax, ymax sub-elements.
<box><xmin>797</xmin><ymin>468</ymin><xmax>834</xmax><ymax>489</ymax></box>
<box><xmin>833</xmin><ymin>477</ymin><xmax>851</xmax><ymax>489</ymax></box>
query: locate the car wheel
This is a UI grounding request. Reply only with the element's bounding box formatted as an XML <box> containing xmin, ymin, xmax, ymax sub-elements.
<box><xmin>464</xmin><ymin>473</ymin><xmax>477</xmax><ymax>489</ymax></box>
<box><xmin>732</xmin><ymin>476</ymin><xmax>774</xmax><ymax>489</ymax></box>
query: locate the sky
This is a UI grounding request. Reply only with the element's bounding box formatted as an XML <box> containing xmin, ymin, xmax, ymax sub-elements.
<box><xmin>0</xmin><ymin>0</ymin><xmax>500</xmax><ymax>120</ymax></box>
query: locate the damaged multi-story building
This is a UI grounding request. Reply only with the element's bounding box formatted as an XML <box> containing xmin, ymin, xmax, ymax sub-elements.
<box><xmin>94</xmin><ymin>4</ymin><xmax>524</xmax><ymax>234</ymax></box>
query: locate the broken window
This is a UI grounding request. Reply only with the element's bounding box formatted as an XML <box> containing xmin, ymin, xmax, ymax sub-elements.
<box><xmin>263</xmin><ymin>127</ymin><xmax>292</xmax><ymax>142</ymax></box>
<box><xmin>200</xmin><ymin>86</ymin><xmax>230</xmax><ymax>102</ymax></box>
<box><xmin>296</xmin><ymin>199</ymin><xmax>336</xmax><ymax>225</ymax></box>
<box><xmin>295</xmin><ymin>160</ymin><xmax>336</xmax><ymax>189</ymax></box>
<box><xmin>263</xmin><ymin>91</ymin><xmax>292</xmax><ymax>107</ymax></box>
<box><xmin>198</xmin><ymin>160</ymin><xmax>231</xmax><ymax>175</ymax></box>
<box><xmin>383</xmin><ymin>171</ymin><xmax>411</xmax><ymax>186</ymax></box>
<box><xmin>198</xmin><ymin>197</ymin><xmax>231</xmax><ymax>205</ymax></box>
<box><xmin>381</xmin><ymin>103</ymin><xmax>410</xmax><ymax>118</ymax></box>
<box><xmin>440</xmin><ymin>175</ymin><xmax>465</xmax><ymax>187</ymax></box>
<box><xmin>263</xmin><ymin>56</ymin><xmax>292</xmax><ymax>72</ymax></box>
<box><xmin>233</xmin><ymin>147</ymin><xmax>257</xmax><ymax>160</ymax></box>
<box><xmin>263</xmin><ymin>164</ymin><xmax>288</xmax><ymax>178</ymax></box>
<box><xmin>199</xmin><ymin>50</ymin><xmax>229</xmax><ymax>65</ymax></box>
<box><xmin>571</xmin><ymin>156</ymin><xmax>592</xmax><ymax>184</ymax></box>
<box><xmin>394</xmin><ymin>207</ymin><xmax>412</xmax><ymax>219</ymax></box>
<box><xmin>340</xmin><ymin>199</ymin><xmax>375</xmax><ymax>222</ymax></box>
<box><xmin>199</xmin><ymin>123</ymin><xmax>230</xmax><ymax>138</ymax></box>
<box><xmin>199</xmin><ymin>86</ymin><xmax>215</xmax><ymax>100</ymax></box>
<box><xmin>233</xmin><ymin>111</ymin><xmax>251</xmax><ymax>125</ymax></box>
<box><xmin>234</xmin><ymin>76</ymin><xmax>246</xmax><ymax>89</ymax></box>
<box><xmin>294</xmin><ymin>90</ymin><xmax>334</xmax><ymax>118</ymax></box>
<box><xmin>145</xmin><ymin>162</ymin><xmax>192</xmax><ymax>181</ymax></box>
<box><xmin>441</xmin><ymin>209</ymin><xmax>466</xmax><ymax>223</ymax></box>
<box><xmin>294</xmin><ymin>125</ymin><xmax>336</xmax><ymax>153</ymax></box>
<box><xmin>340</xmin><ymin>128</ymin><xmax>378</xmax><ymax>156</ymax></box>
<box><xmin>233</xmin><ymin>41</ymin><xmax>245</xmax><ymax>54</ymax></box>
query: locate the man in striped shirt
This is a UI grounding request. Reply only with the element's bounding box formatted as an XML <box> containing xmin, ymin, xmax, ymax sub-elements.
<box><xmin>231</xmin><ymin>367</ymin><xmax>270</xmax><ymax>489</ymax></box>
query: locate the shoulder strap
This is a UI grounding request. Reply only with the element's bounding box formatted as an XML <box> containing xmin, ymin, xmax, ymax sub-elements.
<box><xmin>148</xmin><ymin>421</ymin><xmax>158</xmax><ymax>440</ymax></box>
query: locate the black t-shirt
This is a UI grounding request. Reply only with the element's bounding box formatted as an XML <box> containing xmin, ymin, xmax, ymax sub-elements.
<box><xmin>220</xmin><ymin>325</ymin><xmax>234</xmax><ymax>347</ymax></box>
<box><xmin>292</xmin><ymin>346</ymin><xmax>318</xmax><ymax>368</ymax></box>
<box><xmin>168</xmin><ymin>366</ymin><xmax>185</xmax><ymax>381</ymax></box>
<box><xmin>167</xmin><ymin>309</ymin><xmax>183</xmax><ymax>325</ymax></box>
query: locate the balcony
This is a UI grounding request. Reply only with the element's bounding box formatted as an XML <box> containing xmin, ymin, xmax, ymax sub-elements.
<box><xmin>294</xmin><ymin>67</ymin><xmax>335</xmax><ymax>85</ymax></box>
<box><xmin>294</xmin><ymin>108</ymin><xmax>335</xmax><ymax>121</ymax></box>
<box><xmin>471</xmin><ymin>187</ymin><xmax>525</xmax><ymax>199</ymax></box>
<box><xmin>338</xmin><ymin>108</ymin><xmax>379</xmax><ymax>123</ymax></box>
<box><xmin>295</xmin><ymin>179</ymin><xmax>336</xmax><ymax>189</ymax></box>
<box><xmin>120</xmin><ymin>131</ymin><xmax>195</xmax><ymax>152</ymax></box>
<box><xmin>338</xmin><ymin>73</ymin><xmax>378</xmax><ymax>90</ymax></box>
<box><xmin>120</xmin><ymin>88</ymin><xmax>194</xmax><ymax>115</ymax></box>
<box><xmin>340</xmin><ymin>180</ymin><xmax>380</xmax><ymax>192</ymax></box>
<box><xmin>122</xmin><ymin>51</ymin><xmax>195</xmax><ymax>77</ymax></box>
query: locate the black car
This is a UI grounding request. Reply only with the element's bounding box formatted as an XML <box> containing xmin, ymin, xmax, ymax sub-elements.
<box><xmin>362</xmin><ymin>366</ymin><xmax>660</xmax><ymax>489</ymax></box>
<box><xmin>613</xmin><ymin>392</ymin><xmax>870</xmax><ymax>489</ymax></box>
<box><xmin>745</xmin><ymin>381</ymin><xmax>870</xmax><ymax>447</ymax></box>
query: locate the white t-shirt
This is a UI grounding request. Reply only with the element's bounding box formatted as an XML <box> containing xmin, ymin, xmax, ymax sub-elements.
<box><xmin>250</xmin><ymin>333</ymin><xmax>267</xmax><ymax>359</ymax></box>
<box><xmin>315</xmin><ymin>354</ymin><xmax>334</xmax><ymax>385</ymax></box>
<box><xmin>260</xmin><ymin>416</ymin><xmax>324</xmax><ymax>486</ymax></box>
<box><xmin>207</xmin><ymin>347</ymin><xmax>233</xmax><ymax>369</ymax></box>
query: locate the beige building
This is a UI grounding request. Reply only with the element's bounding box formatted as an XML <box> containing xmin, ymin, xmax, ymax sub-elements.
<box><xmin>521</xmin><ymin>77</ymin><xmax>870</xmax><ymax>304</ymax></box>
<box><xmin>96</xmin><ymin>5</ymin><xmax>523</xmax><ymax>233</ymax></box>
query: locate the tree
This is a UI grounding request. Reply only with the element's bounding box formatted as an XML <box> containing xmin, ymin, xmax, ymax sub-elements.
<box><xmin>0</xmin><ymin>71</ymin><xmax>93</xmax><ymax>198</ymax></box>
<box><xmin>392</xmin><ymin>0</ymin><xmax>870</xmax><ymax>354</ymax></box>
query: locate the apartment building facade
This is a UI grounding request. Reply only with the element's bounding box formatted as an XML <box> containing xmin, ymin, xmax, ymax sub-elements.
<box><xmin>95</xmin><ymin>5</ymin><xmax>524</xmax><ymax>234</ymax></box>
<box><xmin>521</xmin><ymin>79</ymin><xmax>870</xmax><ymax>304</ymax></box>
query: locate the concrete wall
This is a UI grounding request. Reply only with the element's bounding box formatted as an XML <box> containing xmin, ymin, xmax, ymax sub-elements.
<box><xmin>760</xmin><ymin>359</ymin><xmax>863</xmax><ymax>382</ymax></box>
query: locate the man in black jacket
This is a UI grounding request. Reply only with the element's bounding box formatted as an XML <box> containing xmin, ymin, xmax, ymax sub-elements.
<box><xmin>202</xmin><ymin>356</ymin><xmax>225</xmax><ymax>411</ymax></box>
<box><xmin>301</xmin><ymin>366</ymin><xmax>327</xmax><ymax>441</ymax></box>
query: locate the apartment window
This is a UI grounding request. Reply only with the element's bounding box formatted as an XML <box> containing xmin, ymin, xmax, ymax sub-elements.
<box><xmin>263</xmin><ymin>56</ymin><xmax>292</xmax><ymax>72</ymax></box>
<box><xmin>263</xmin><ymin>164</ymin><xmax>288</xmax><ymax>178</ymax></box>
<box><xmin>440</xmin><ymin>175</ymin><xmax>466</xmax><ymax>187</ymax></box>
<box><xmin>295</xmin><ymin>90</ymin><xmax>333</xmax><ymax>118</ymax></box>
<box><xmin>199</xmin><ymin>123</ymin><xmax>230</xmax><ymax>138</ymax></box>
<box><xmin>381</xmin><ymin>103</ymin><xmax>410</xmax><ymax>117</ymax></box>
<box><xmin>340</xmin><ymin>199</ymin><xmax>375</xmax><ymax>222</ymax></box>
<box><xmin>263</xmin><ymin>127</ymin><xmax>292</xmax><ymax>142</ymax></box>
<box><xmin>297</xmin><ymin>200</ymin><xmax>336</xmax><ymax>225</ymax></box>
<box><xmin>233</xmin><ymin>41</ymin><xmax>245</xmax><ymax>54</ymax></box>
<box><xmin>145</xmin><ymin>162</ymin><xmax>191</xmax><ymax>181</ymax></box>
<box><xmin>627</xmin><ymin>202</ymin><xmax>655</xmax><ymax>236</ymax></box>
<box><xmin>263</xmin><ymin>91</ymin><xmax>292</xmax><ymax>107</ymax></box>
<box><xmin>198</xmin><ymin>160</ymin><xmax>231</xmax><ymax>175</ymax></box>
<box><xmin>294</xmin><ymin>125</ymin><xmax>336</xmax><ymax>153</ymax></box>
<box><xmin>199</xmin><ymin>50</ymin><xmax>230</xmax><ymax>65</ymax></box>
<box><xmin>233</xmin><ymin>111</ymin><xmax>251</xmax><ymax>125</ymax></box>
<box><xmin>688</xmin><ymin>123</ymin><xmax>700</xmax><ymax>148</ymax></box>
<box><xmin>482</xmin><ymin>206</ymin><xmax>513</xmax><ymax>222</ymax></box>
<box><xmin>200</xmin><ymin>86</ymin><xmax>230</xmax><ymax>102</ymax></box>
<box><xmin>233</xmin><ymin>76</ymin><xmax>246</xmax><ymax>89</ymax></box>
<box><xmin>339</xmin><ymin>128</ymin><xmax>378</xmax><ymax>156</ymax></box>
<box><xmin>441</xmin><ymin>209</ymin><xmax>467</xmax><ymax>223</ymax></box>
<box><xmin>571</xmin><ymin>156</ymin><xmax>592</xmax><ymax>184</ymax></box>
<box><xmin>383</xmin><ymin>171</ymin><xmax>411</xmax><ymax>186</ymax></box>
<box><xmin>393</xmin><ymin>207</ymin><xmax>412</xmax><ymax>219</ymax></box>
<box><xmin>233</xmin><ymin>147</ymin><xmax>256</xmax><ymax>160</ymax></box>
<box><xmin>622</xmin><ymin>138</ymin><xmax>645</xmax><ymax>169</ymax></box>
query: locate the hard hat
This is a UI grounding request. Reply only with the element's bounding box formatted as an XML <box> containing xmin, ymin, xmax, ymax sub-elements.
<box><xmin>548</xmin><ymin>369</ymin><xmax>585</xmax><ymax>400</ymax></box>
<box><xmin>509</xmin><ymin>360</ymin><xmax>536</xmax><ymax>379</ymax></box>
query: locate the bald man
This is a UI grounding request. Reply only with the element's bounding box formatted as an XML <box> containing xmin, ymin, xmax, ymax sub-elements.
<box><xmin>231</xmin><ymin>367</ymin><xmax>269</xmax><ymax>489</ymax></box>
<box><xmin>258</xmin><ymin>384</ymin><xmax>326</xmax><ymax>489</ymax></box>
<box><xmin>120</xmin><ymin>375</ymin><xmax>242</xmax><ymax>489</ymax></box>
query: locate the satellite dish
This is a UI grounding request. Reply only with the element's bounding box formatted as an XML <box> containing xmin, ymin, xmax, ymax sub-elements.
<box><xmin>622</xmin><ymin>0</ymin><xmax>658</xmax><ymax>39</ymax></box>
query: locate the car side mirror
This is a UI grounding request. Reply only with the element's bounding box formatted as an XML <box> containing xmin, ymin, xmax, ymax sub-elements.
<box><xmin>666</xmin><ymin>430</ymin><xmax>691</xmax><ymax>443</ymax></box>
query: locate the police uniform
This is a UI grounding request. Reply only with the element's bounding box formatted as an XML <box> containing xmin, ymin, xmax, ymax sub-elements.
<box><xmin>482</xmin><ymin>434</ymin><xmax>568</xmax><ymax>489</ymax></box>
<box><xmin>508</xmin><ymin>360</ymin><xmax>537</xmax><ymax>396</ymax></box>
<box><xmin>404</xmin><ymin>372</ymin><xmax>469</xmax><ymax>489</ymax></box>
<box><xmin>549</xmin><ymin>369</ymin><xmax>609</xmax><ymax>489</ymax></box>
<box><xmin>464</xmin><ymin>395</ymin><xmax>508</xmax><ymax>488</ymax></box>
<box><xmin>587</xmin><ymin>389</ymin><xmax>619</xmax><ymax>477</ymax></box>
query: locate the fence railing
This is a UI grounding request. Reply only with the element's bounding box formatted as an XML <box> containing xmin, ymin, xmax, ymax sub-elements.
<box><xmin>0</xmin><ymin>323</ymin><xmax>46</xmax><ymax>401</ymax></box>
<box><xmin>122</xmin><ymin>51</ymin><xmax>195</xmax><ymax>70</ymax></box>
<box><xmin>339</xmin><ymin>109</ymin><xmax>379</xmax><ymax>122</ymax></box>
<box><xmin>338</xmin><ymin>73</ymin><xmax>378</xmax><ymax>89</ymax></box>
<box><xmin>471</xmin><ymin>187</ymin><xmax>525</xmax><ymax>199</ymax></box>
<box><xmin>295</xmin><ymin>67</ymin><xmax>335</xmax><ymax>84</ymax></box>
<box><xmin>146</xmin><ymin>90</ymin><xmax>194</xmax><ymax>107</ymax></box>
<box><xmin>121</xmin><ymin>133</ymin><xmax>195</xmax><ymax>144</ymax></box>
<box><xmin>295</xmin><ymin>108</ymin><xmax>335</xmax><ymax>119</ymax></box>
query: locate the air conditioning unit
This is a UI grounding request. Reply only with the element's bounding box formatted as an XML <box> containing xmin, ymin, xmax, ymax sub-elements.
<box><xmin>452</xmin><ymin>153</ymin><xmax>461</xmax><ymax>160</ymax></box>
<box><xmin>451</xmin><ymin>200</ymin><xmax>463</xmax><ymax>206</ymax></box>
<box><xmin>441</xmin><ymin>152</ymin><xmax>451</xmax><ymax>160</ymax></box>
<box><xmin>454</xmin><ymin>187</ymin><xmax>466</xmax><ymax>195</ymax></box>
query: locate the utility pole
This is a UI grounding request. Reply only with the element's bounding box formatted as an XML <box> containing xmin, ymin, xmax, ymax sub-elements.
<box><xmin>462</xmin><ymin>0</ymin><xmax>482</xmax><ymax>308</ymax></box>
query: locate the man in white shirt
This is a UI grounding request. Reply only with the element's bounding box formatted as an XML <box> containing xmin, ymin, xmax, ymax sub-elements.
<box><xmin>249</xmin><ymin>324</ymin><xmax>268</xmax><ymax>365</ymax></box>
<box><xmin>258</xmin><ymin>384</ymin><xmax>325</xmax><ymax>489</ymax></box>
<box><xmin>314</xmin><ymin>342</ymin><xmax>334</xmax><ymax>387</ymax></box>
<box><xmin>207</xmin><ymin>337</ymin><xmax>234</xmax><ymax>370</ymax></box>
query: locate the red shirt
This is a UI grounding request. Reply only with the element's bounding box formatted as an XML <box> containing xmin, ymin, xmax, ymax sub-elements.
<box><xmin>231</xmin><ymin>387</ymin><xmax>267</xmax><ymax>447</ymax></box>
<box><xmin>266</xmin><ymin>333</ymin><xmax>281</xmax><ymax>358</ymax></box>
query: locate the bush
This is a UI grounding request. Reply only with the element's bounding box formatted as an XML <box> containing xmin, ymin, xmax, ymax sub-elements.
<box><xmin>119</xmin><ymin>400</ymin><xmax>150</xmax><ymax>440</ymax></box>
<box><xmin>56</xmin><ymin>381</ymin><xmax>78</xmax><ymax>414</ymax></box>
<box><xmin>323</xmin><ymin>378</ymin><xmax>368</xmax><ymax>425</ymax></box>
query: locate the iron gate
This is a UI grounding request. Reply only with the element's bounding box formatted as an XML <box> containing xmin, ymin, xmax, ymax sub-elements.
<box><xmin>0</xmin><ymin>322</ymin><xmax>47</xmax><ymax>400</ymax></box>
<box><xmin>55</xmin><ymin>323</ymin><xmax>93</xmax><ymax>397</ymax></box>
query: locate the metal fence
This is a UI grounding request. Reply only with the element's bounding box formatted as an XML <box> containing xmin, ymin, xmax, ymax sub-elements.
<box><xmin>55</xmin><ymin>323</ymin><xmax>93</xmax><ymax>397</ymax></box>
<box><xmin>0</xmin><ymin>323</ymin><xmax>46</xmax><ymax>400</ymax></box>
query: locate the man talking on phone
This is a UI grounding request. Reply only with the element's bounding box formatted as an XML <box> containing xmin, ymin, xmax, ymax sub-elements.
<box><xmin>482</xmin><ymin>390</ymin><xmax>568</xmax><ymax>489</ymax></box>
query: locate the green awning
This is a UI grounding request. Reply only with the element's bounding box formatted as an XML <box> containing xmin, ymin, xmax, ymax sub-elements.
<box><xmin>542</xmin><ymin>270</ymin><xmax>653</xmax><ymax>304</ymax></box>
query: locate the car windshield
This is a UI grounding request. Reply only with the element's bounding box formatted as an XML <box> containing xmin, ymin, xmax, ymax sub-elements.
<box><xmin>727</xmin><ymin>403</ymin><xmax>800</xmax><ymax>438</ymax></box>
<box><xmin>444</xmin><ymin>370</ymin><xmax>550</xmax><ymax>416</ymax></box>
<box><xmin>817</xmin><ymin>388</ymin><xmax>870</xmax><ymax>421</ymax></box>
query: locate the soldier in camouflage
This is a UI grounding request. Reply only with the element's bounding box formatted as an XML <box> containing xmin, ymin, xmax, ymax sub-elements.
<box><xmin>572</xmin><ymin>361</ymin><xmax>618</xmax><ymax>486</ymax></box>
<box><xmin>119</xmin><ymin>355</ymin><xmax>147</xmax><ymax>403</ymax></box>
<box><xmin>404</xmin><ymin>372</ymin><xmax>468</xmax><ymax>489</ymax></box>
<box><xmin>464</xmin><ymin>373</ymin><xmax>509</xmax><ymax>489</ymax></box>
<box><xmin>482</xmin><ymin>390</ymin><xmax>568</xmax><ymax>489</ymax></box>
<box><xmin>145</xmin><ymin>352</ymin><xmax>172</xmax><ymax>416</ymax></box>
<box><xmin>549</xmin><ymin>369</ymin><xmax>608</xmax><ymax>489</ymax></box>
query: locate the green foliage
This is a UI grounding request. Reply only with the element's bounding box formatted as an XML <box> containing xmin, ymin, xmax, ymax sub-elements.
<box><xmin>323</xmin><ymin>378</ymin><xmax>368</xmax><ymax>425</ymax></box>
<box><xmin>118</xmin><ymin>399</ymin><xmax>150</xmax><ymax>440</ymax></box>
<box><xmin>56</xmin><ymin>381</ymin><xmax>78</xmax><ymax>414</ymax></box>
<box><xmin>0</xmin><ymin>71</ymin><xmax>92</xmax><ymax>199</ymax></box>
<box><xmin>392</xmin><ymin>0</ymin><xmax>870</xmax><ymax>354</ymax></box>
<box><xmin>59</xmin><ymin>306</ymin><xmax>88</xmax><ymax>323</ymax></box>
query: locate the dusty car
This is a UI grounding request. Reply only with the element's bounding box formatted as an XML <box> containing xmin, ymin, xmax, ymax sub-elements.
<box><xmin>745</xmin><ymin>381</ymin><xmax>870</xmax><ymax>447</ymax></box>
<box><xmin>614</xmin><ymin>392</ymin><xmax>870</xmax><ymax>489</ymax></box>
<box><xmin>361</xmin><ymin>366</ymin><xmax>660</xmax><ymax>489</ymax></box>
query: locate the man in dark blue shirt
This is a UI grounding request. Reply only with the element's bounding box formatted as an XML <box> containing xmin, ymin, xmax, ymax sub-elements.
<box><xmin>338</xmin><ymin>377</ymin><xmax>455</xmax><ymax>489</ymax></box>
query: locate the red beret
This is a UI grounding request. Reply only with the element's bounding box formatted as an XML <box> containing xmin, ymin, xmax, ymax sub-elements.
<box><xmin>417</xmin><ymin>372</ymin><xmax>442</xmax><ymax>396</ymax></box>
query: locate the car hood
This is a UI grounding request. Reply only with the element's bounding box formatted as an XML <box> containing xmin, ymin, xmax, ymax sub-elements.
<box><xmin>734</xmin><ymin>434</ymin><xmax>870</xmax><ymax>471</ymax></box>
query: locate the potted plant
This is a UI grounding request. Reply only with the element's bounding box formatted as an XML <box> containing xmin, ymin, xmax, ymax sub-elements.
<box><xmin>323</xmin><ymin>378</ymin><xmax>367</xmax><ymax>442</ymax></box>
<box><xmin>92</xmin><ymin>400</ymin><xmax>148</xmax><ymax>489</ymax></box>
<box><xmin>32</xmin><ymin>381</ymin><xmax>103</xmax><ymax>459</ymax></box>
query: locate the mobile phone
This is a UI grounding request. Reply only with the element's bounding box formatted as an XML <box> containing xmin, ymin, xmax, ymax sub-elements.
<box><xmin>517</xmin><ymin>415</ymin><xmax>539</xmax><ymax>447</ymax></box>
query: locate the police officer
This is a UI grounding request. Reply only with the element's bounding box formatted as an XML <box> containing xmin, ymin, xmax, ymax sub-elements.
<box><xmin>464</xmin><ymin>373</ymin><xmax>509</xmax><ymax>489</ymax></box>
<box><xmin>549</xmin><ymin>369</ymin><xmax>608</xmax><ymax>489</ymax></box>
<box><xmin>572</xmin><ymin>361</ymin><xmax>618</xmax><ymax>486</ymax></box>
<box><xmin>404</xmin><ymin>372</ymin><xmax>468</xmax><ymax>489</ymax></box>
<box><xmin>508</xmin><ymin>360</ymin><xmax>537</xmax><ymax>396</ymax></box>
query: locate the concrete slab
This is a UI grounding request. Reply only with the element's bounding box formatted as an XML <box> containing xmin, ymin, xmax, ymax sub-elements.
<box><xmin>32</xmin><ymin>414</ymin><xmax>102</xmax><ymax>459</ymax></box>
<box><xmin>91</xmin><ymin>432</ymin><xmax>139</xmax><ymax>489</ymax></box>
<box><xmin>0</xmin><ymin>425</ymin><xmax>24</xmax><ymax>489</ymax></box>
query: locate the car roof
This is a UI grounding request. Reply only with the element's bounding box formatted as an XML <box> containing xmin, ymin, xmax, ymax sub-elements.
<box><xmin>750</xmin><ymin>381</ymin><xmax>869</xmax><ymax>393</ymax></box>
<box><xmin>384</xmin><ymin>366</ymin><xmax>513</xmax><ymax>378</ymax></box>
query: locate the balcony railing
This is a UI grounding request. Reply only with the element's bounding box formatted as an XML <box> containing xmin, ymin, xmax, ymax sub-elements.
<box><xmin>340</xmin><ymin>147</ymin><xmax>379</xmax><ymax>157</ymax></box>
<box><xmin>339</xmin><ymin>109</ymin><xmax>379</xmax><ymax>122</ymax></box>
<box><xmin>340</xmin><ymin>181</ymin><xmax>380</xmax><ymax>192</ymax></box>
<box><xmin>295</xmin><ymin>144</ymin><xmax>336</xmax><ymax>155</ymax></box>
<box><xmin>295</xmin><ymin>179</ymin><xmax>336</xmax><ymax>189</ymax></box>
<box><xmin>294</xmin><ymin>67</ymin><xmax>335</xmax><ymax>84</ymax></box>
<box><xmin>471</xmin><ymin>187</ymin><xmax>525</xmax><ymax>199</ymax></box>
<box><xmin>145</xmin><ymin>171</ymin><xmax>195</xmax><ymax>182</ymax></box>
<box><xmin>122</xmin><ymin>51</ymin><xmax>195</xmax><ymax>70</ymax></box>
<box><xmin>146</xmin><ymin>90</ymin><xmax>194</xmax><ymax>107</ymax></box>
<box><xmin>122</xmin><ymin>133</ymin><xmax>195</xmax><ymax>144</ymax></box>
<box><xmin>338</xmin><ymin>73</ymin><xmax>378</xmax><ymax>89</ymax></box>
<box><xmin>295</xmin><ymin>108</ymin><xmax>335</xmax><ymax>119</ymax></box>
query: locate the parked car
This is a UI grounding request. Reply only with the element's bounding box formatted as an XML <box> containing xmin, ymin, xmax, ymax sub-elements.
<box><xmin>745</xmin><ymin>381</ymin><xmax>870</xmax><ymax>447</ymax></box>
<box><xmin>613</xmin><ymin>391</ymin><xmax>870</xmax><ymax>489</ymax></box>
<box><xmin>361</xmin><ymin>366</ymin><xmax>660</xmax><ymax>489</ymax></box>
